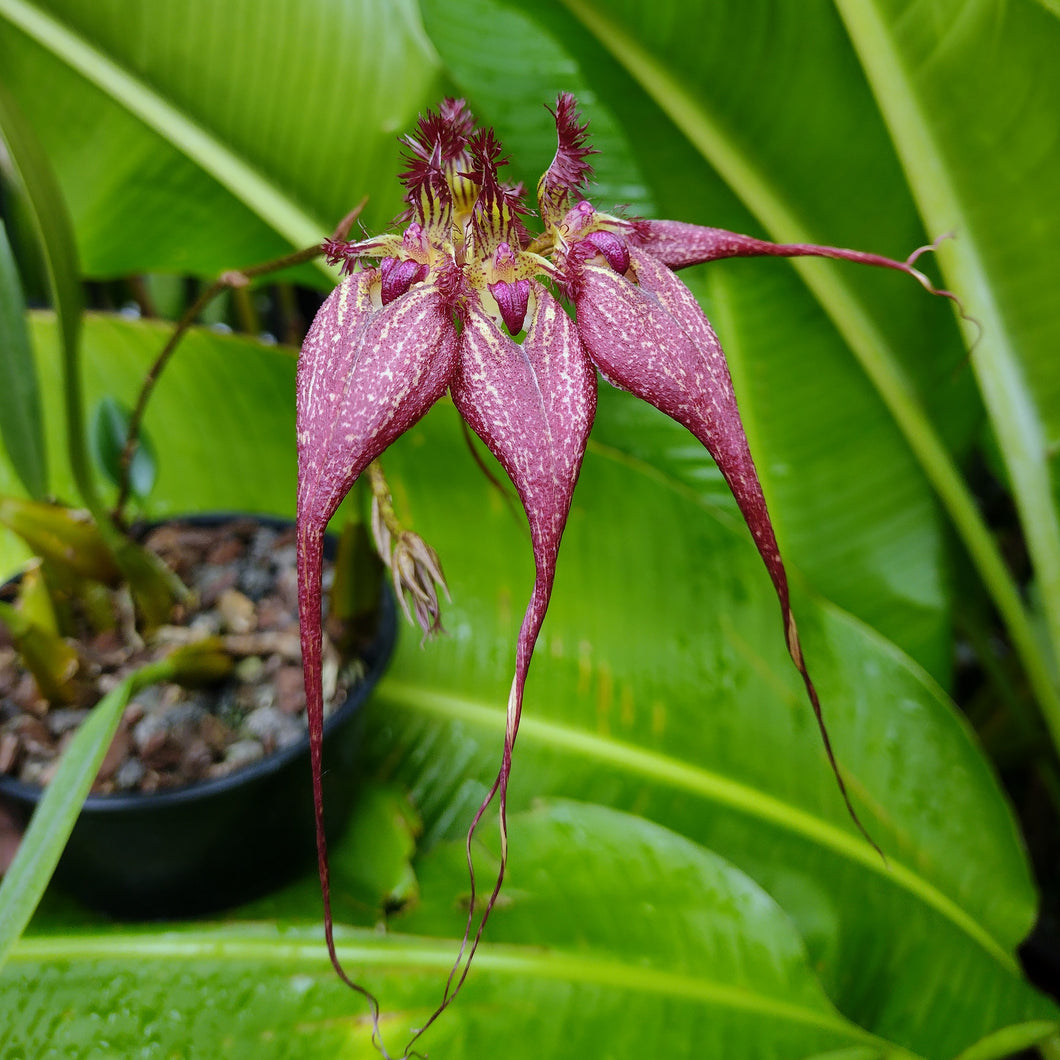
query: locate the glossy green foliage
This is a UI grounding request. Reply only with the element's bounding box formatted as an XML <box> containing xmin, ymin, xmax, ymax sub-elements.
<box><xmin>0</xmin><ymin>220</ymin><xmax>46</xmax><ymax>498</ymax></box>
<box><xmin>1</xmin><ymin>804</ymin><xmax>947</xmax><ymax>1060</ymax></box>
<box><xmin>0</xmin><ymin>0</ymin><xmax>1057</xmax><ymax>1057</ymax></box>
<box><xmin>0</xmin><ymin>0</ymin><xmax>443</xmax><ymax>279</ymax></box>
<box><xmin>89</xmin><ymin>395</ymin><xmax>156</xmax><ymax>502</ymax></box>
<box><xmin>1</xmin><ymin>318</ymin><xmax>1054</xmax><ymax>1057</ymax></box>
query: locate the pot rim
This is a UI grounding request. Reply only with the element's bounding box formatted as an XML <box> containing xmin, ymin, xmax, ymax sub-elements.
<box><xmin>0</xmin><ymin>511</ymin><xmax>397</xmax><ymax>813</ymax></box>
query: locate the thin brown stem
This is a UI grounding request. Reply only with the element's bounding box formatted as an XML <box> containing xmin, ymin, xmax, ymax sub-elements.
<box><xmin>111</xmin><ymin>199</ymin><xmax>368</xmax><ymax>522</ymax></box>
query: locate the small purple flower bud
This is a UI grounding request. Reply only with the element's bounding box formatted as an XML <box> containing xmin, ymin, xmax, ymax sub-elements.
<box><xmin>488</xmin><ymin>278</ymin><xmax>531</xmax><ymax>335</ymax></box>
<box><xmin>380</xmin><ymin>256</ymin><xmax>428</xmax><ymax>305</ymax></box>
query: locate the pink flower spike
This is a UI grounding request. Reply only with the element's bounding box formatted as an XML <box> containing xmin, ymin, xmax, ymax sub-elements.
<box><xmin>574</xmin><ymin>246</ymin><xmax>880</xmax><ymax>854</ymax></box>
<box><xmin>295</xmin><ymin>271</ymin><xmax>459</xmax><ymax>1016</ymax></box>
<box><xmin>424</xmin><ymin>287</ymin><xmax>596</xmax><ymax>1031</ymax></box>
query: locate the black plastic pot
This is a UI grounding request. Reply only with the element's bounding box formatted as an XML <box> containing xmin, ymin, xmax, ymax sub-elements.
<box><xmin>0</xmin><ymin>515</ymin><xmax>397</xmax><ymax>919</ymax></box>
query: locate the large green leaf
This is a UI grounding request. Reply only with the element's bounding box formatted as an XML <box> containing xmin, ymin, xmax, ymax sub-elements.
<box><xmin>358</xmin><ymin>397</ymin><xmax>1053</xmax><ymax>1060</ymax></box>
<box><xmin>833</xmin><ymin>0</ymin><xmax>1060</xmax><ymax>729</ymax></box>
<box><xmin>419</xmin><ymin>0</ymin><xmax>956</xmax><ymax>692</ymax></box>
<box><xmin>0</xmin><ymin>0</ymin><xmax>444</xmax><ymax>280</ymax></box>
<box><xmin>539</xmin><ymin>0</ymin><xmax>1060</xmax><ymax>832</ymax></box>
<box><xmin>0</xmin><ymin>2</ymin><xmax>1056</xmax><ymax>1056</ymax></box>
<box><xmin>1</xmin><ymin>314</ymin><xmax>1051</xmax><ymax>1059</ymax></box>
<box><xmin>3</xmin><ymin>804</ymin><xmax>931</xmax><ymax>1059</ymax></box>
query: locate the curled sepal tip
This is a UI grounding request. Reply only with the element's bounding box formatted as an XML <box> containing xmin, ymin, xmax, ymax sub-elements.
<box><xmin>635</xmin><ymin>219</ymin><xmax>968</xmax><ymax>321</ymax></box>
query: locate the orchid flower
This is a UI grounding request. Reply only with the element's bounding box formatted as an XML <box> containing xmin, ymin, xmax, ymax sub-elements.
<box><xmin>296</xmin><ymin>93</ymin><xmax>957</xmax><ymax>1046</ymax></box>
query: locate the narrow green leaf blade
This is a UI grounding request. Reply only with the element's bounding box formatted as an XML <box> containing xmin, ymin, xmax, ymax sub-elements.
<box><xmin>0</xmin><ymin>72</ymin><xmax>101</xmax><ymax>518</ymax></box>
<box><xmin>0</xmin><ymin>220</ymin><xmax>46</xmax><ymax>498</ymax></box>
<box><xmin>0</xmin><ymin>657</ymin><xmax>171</xmax><ymax>972</ymax></box>
<box><xmin>89</xmin><ymin>395</ymin><xmax>157</xmax><ymax>502</ymax></box>
<box><xmin>834</xmin><ymin>0</ymin><xmax>1060</xmax><ymax>700</ymax></box>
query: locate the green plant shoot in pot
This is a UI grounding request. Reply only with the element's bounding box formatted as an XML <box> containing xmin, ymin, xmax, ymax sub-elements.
<box><xmin>0</xmin><ymin>84</ymin><xmax>390</xmax><ymax>943</ymax></box>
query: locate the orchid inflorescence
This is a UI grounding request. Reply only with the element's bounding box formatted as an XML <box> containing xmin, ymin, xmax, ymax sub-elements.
<box><xmin>296</xmin><ymin>93</ymin><xmax>957</xmax><ymax>1052</ymax></box>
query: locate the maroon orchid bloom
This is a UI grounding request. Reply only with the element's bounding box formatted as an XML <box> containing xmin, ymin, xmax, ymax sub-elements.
<box><xmin>296</xmin><ymin>93</ymin><xmax>956</xmax><ymax>1046</ymax></box>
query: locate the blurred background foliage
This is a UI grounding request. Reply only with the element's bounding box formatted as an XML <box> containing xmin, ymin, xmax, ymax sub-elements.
<box><xmin>0</xmin><ymin>0</ymin><xmax>1059</xmax><ymax>1057</ymax></box>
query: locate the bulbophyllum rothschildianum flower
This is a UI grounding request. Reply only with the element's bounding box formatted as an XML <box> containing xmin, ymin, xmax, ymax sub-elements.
<box><xmin>296</xmin><ymin>93</ymin><xmax>956</xmax><ymax>1044</ymax></box>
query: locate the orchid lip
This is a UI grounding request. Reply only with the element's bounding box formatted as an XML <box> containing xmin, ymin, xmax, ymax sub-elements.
<box><xmin>380</xmin><ymin>256</ymin><xmax>428</xmax><ymax>304</ymax></box>
<box><xmin>488</xmin><ymin>278</ymin><xmax>531</xmax><ymax>334</ymax></box>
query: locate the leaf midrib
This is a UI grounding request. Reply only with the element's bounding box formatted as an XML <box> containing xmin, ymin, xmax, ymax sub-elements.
<box><xmin>375</xmin><ymin>677</ymin><xmax>1016</xmax><ymax>973</ymax></box>
<box><xmin>6</xmin><ymin>928</ymin><xmax>895</xmax><ymax>1047</ymax></box>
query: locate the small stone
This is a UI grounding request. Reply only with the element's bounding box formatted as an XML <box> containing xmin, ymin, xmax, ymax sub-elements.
<box><xmin>249</xmin><ymin>681</ymin><xmax>277</xmax><ymax>713</ymax></box>
<box><xmin>0</xmin><ymin>799</ymin><xmax>23</xmax><ymax>874</ymax></box>
<box><xmin>271</xmin><ymin>544</ymin><xmax>296</xmax><ymax>573</ymax></box>
<box><xmin>96</xmin><ymin>725</ymin><xmax>131</xmax><ymax>782</ymax></box>
<box><xmin>197</xmin><ymin>567</ymin><xmax>238</xmax><ymax>608</ymax></box>
<box><xmin>123</xmin><ymin>701</ymin><xmax>145</xmax><ymax>728</ymax></box>
<box><xmin>11</xmin><ymin>673</ymin><xmax>47</xmax><ymax>716</ymax></box>
<box><xmin>189</xmin><ymin>610</ymin><xmax>224</xmax><ymax>637</ymax></box>
<box><xmin>20</xmin><ymin>758</ymin><xmax>58</xmax><ymax>786</ymax></box>
<box><xmin>199</xmin><ymin>713</ymin><xmax>231</xmax><ymax>754</ymax></box>
<box><xmin>0</xmin><ymin>646</ymin><xmax>20</xmax><ymax>688</ymax></box>
<box><xmin>275</xmin><ymin>567</ymin><xmax>299</xmax><ymax>611</ymax></box>
<box><xmin>139</xmin><ymin>730</ymin><xmax>182</xmax><ymax>771</ymax></box>
<box><xmin>237</xmin><ymin>563</ymin><xmax>273</xmax><ymax>601</ymax></box>
<box><xmin>130</xmin><ymin>685</ymin><xmax>163</xmax><ymax>715</ymax></box>
<box><xmin>114</xmin><ymin>757</ymin><xmax>146</xmax><ymax>791</ymax></box>
<box><xmin>274</xmin><ymin>666</ymin><xmax>307</xmax><ymax>716</ymax></box>
<box><xmin>0</xmin><ymin>731</ymin><xmax>21</xmax><ymax>774</ymax></box>
<box><xmin>247</xmin><ymin>526</ymin><xmax>278</xmax><ymax>561</ymax></box>
<box><xmin>244</xmin><ymin>706</ymin><xmax>303</xmax><ymax>753</ymax></box>
<box><xmin>209</xmin><ymin>738</ymin><xmax>265</xmax><ymax>778</ymax></box>
<box><xmin>132</xmin><ymin>700</ymin><xmax>207</xmax><ymax>753</ymax></box>
<box><xmin>85</xmin><ymin>628</ymin><xmax>125</xmax><ymax>667</ymax></box>
<box><xmin>235</xmin><ymin>655</ymin><xmax>265</xmax><ymax>683</ymax></box>
<box><xmin>206</xmin><ymin>536</ymin><xmax>245</xmax><ymax>566</ymax></box>
<box><xmin>140</xmin><ymin>768</ymin><xmax>163</xmax><ymax>793</ymax></box>
<box><xmin>255</xmin><ymin>595</ymin><xmax>292</xmax><ymax>632</ymax></box>
<box><xmin>15</xmin><ymin>716</ymin><xmax>54</xmax><ymax>758</ymax></box>
<box><xmin>47</xmin><ymin>708</ymin><xmax>91</xmax><ymax>737</ymax></box>
<box><xmin>218</xmin><ymin>589</ymin><xmax>256</xmax><ymax>634</ymax></box>
<box><xmin>180</xmin><ymin>737</ymin><xmax>214</xmax><ymax>780</ymax></box>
